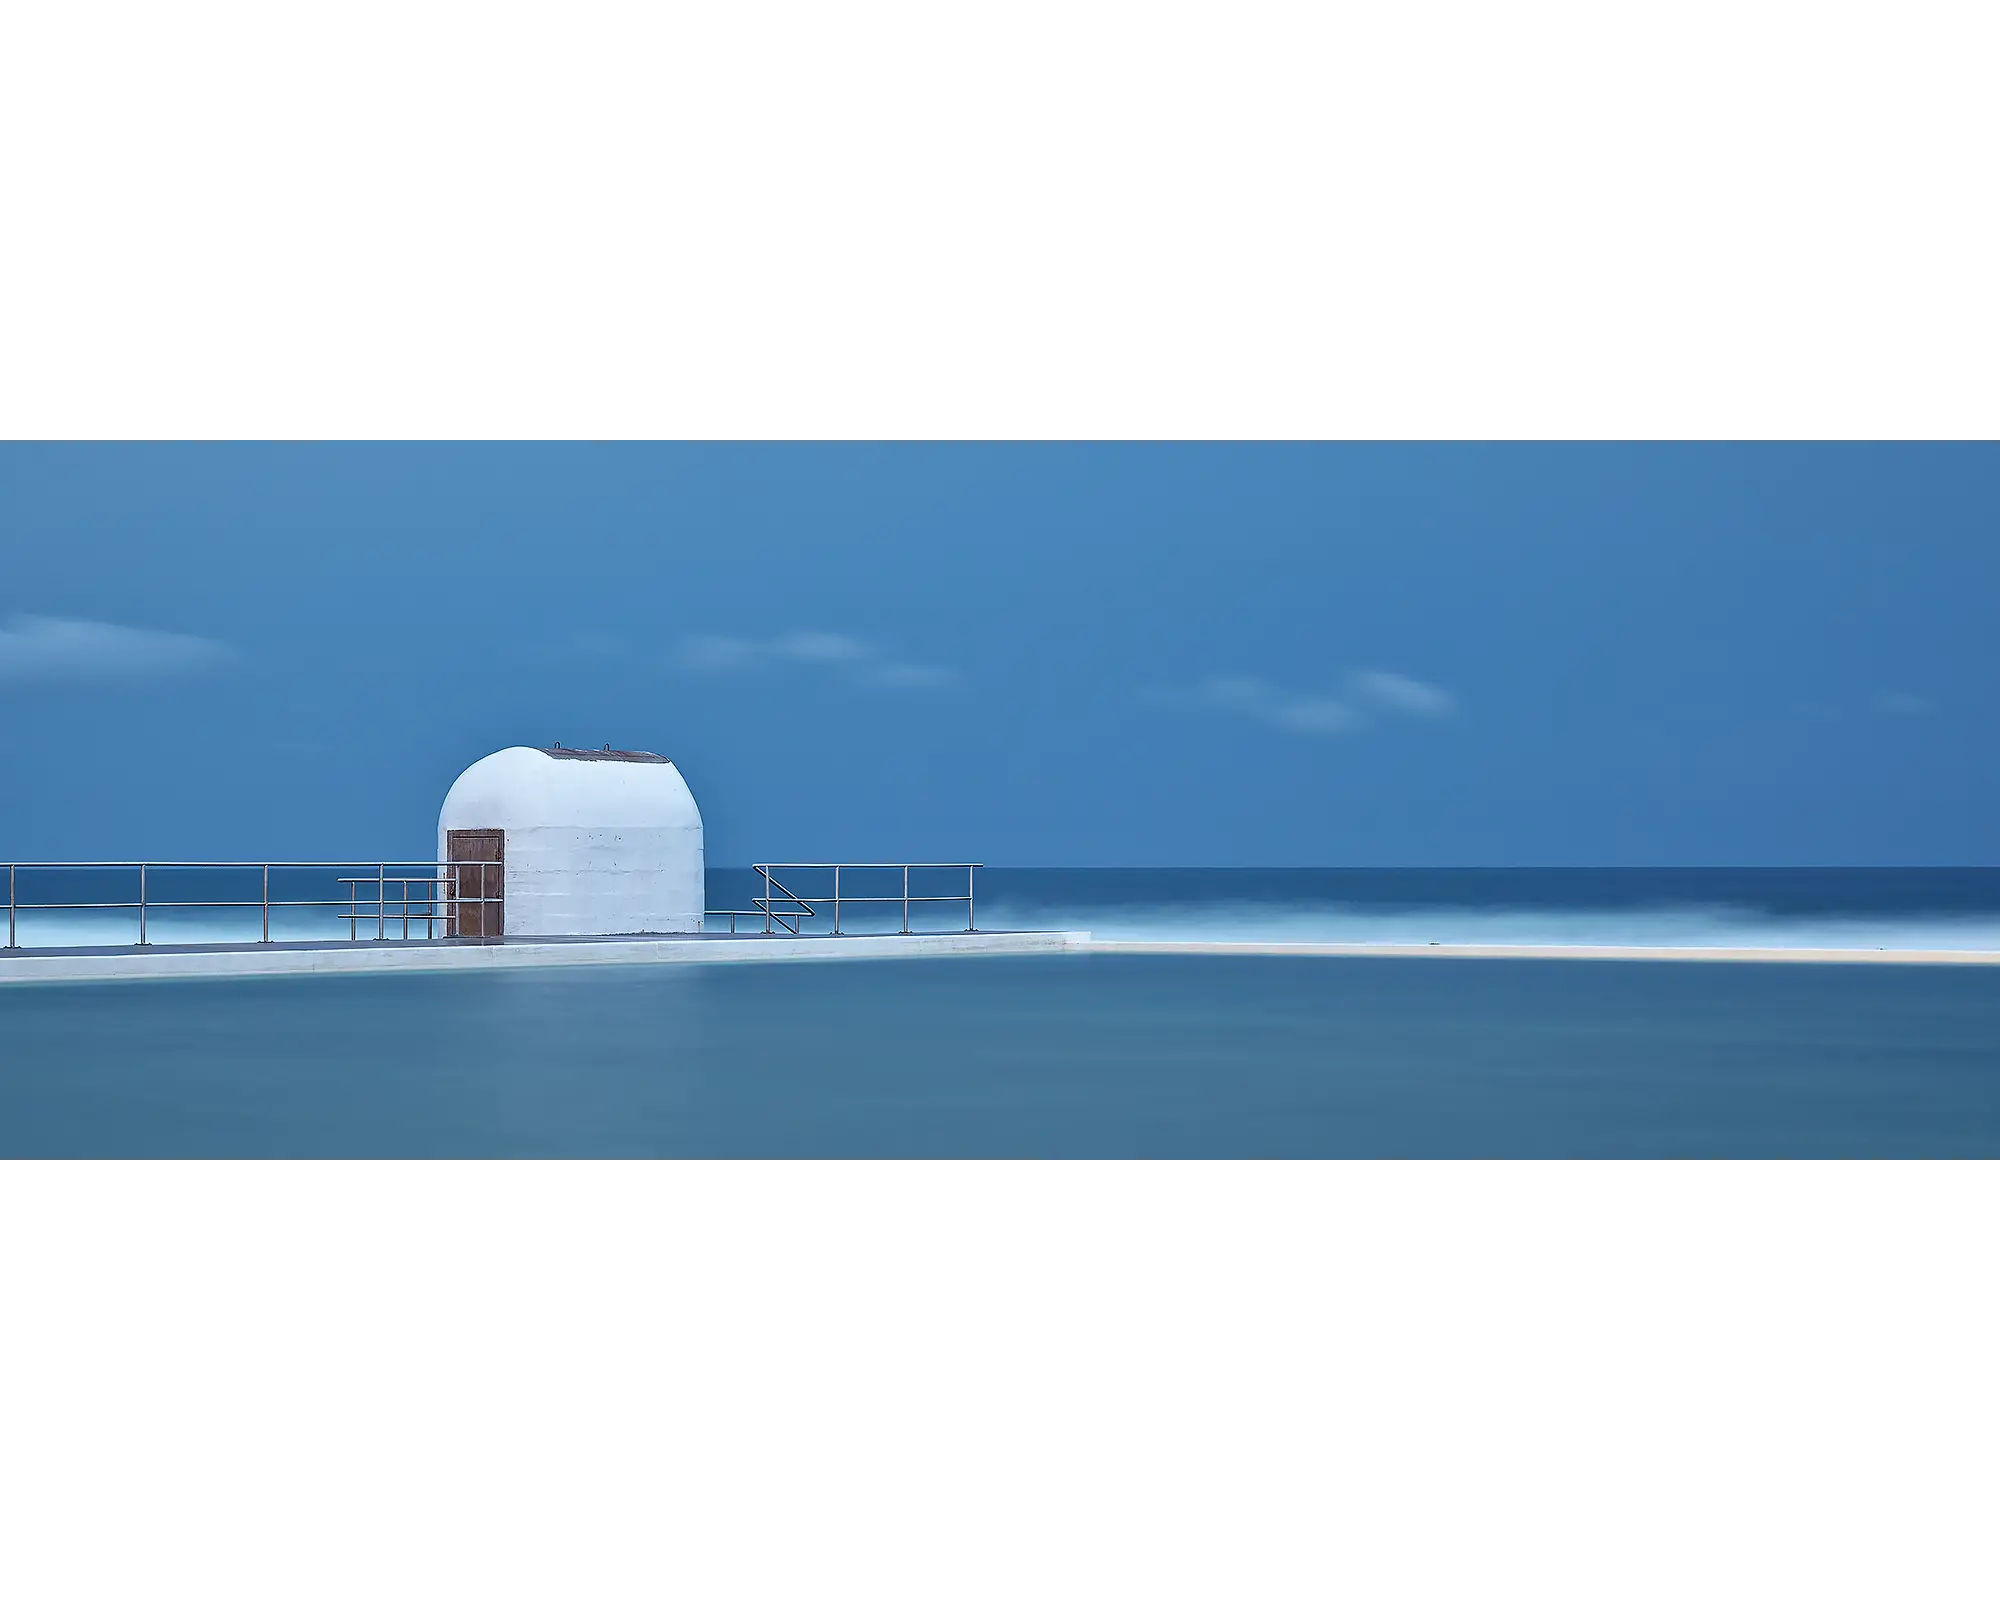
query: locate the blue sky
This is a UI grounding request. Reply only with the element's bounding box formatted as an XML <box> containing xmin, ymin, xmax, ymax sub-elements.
<box><xmin>2</xmin><ymin>443</ymin><xmax>1994</xmax><ymax>865</ymax></box>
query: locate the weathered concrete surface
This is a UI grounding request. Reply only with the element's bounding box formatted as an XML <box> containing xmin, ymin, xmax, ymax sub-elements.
<box><xmin>0</xmin><ymin>930</ymin><xmax>1092</xmax><ymax>986</ymax></box>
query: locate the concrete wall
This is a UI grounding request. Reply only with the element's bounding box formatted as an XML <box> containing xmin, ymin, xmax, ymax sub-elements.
<box><xmin>436</xmin><ymin>747</ymin><xmax>704</xmax><ymax>935</ymax></box>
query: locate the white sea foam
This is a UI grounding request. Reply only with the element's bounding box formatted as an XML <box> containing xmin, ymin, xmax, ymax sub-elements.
<box><xmin>977</xmin><ymin>897</ymin><xmax>2000</xmax><ymax>951</ymax></box>
<box><xmin>13</xmin><ymin>896</ymin><xmax>2000</xmax><ymax>954</ymax></box>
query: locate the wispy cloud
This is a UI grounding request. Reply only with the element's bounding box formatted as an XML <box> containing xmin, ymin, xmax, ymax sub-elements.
<box><xmin>1349</xmin><ymin>669</ymin><xmax>1455</xmax><ymax>717</ymax></box>
<box><xmin>0</xmin><ymin>614</ymin><xmax>236</xmax><ymax>685</ymax></box>
<box><xmin>675</xmin><ymin>632</ymin><xmax>958</xmax><ymax>690</ymax></box>
<box><xmin>1870</xmin><ymin>690</ymin><xmax>1934</xmax><ymax>718</ymax></box>
<box><xmin>1154</xmin><ymin>668</ymin><xmax>1456</xmax><ymax>737</ymax></box>
<box><xmin>1182</xmin><ymin>675</ymin><xmax>1361</xmax><ymax>734</ymax></box>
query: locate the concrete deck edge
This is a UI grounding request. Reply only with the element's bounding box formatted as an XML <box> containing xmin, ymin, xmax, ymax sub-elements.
<box><xmin>11</xmin><ymin>934</ymin><xmax>1998</xmax><ymax>985</ymax></box>
<box><xmin>1085</xmin><ymin>939</ymin><xmax>2000</xmax><ymax>965</ymax></box>
<box><xmin>0</xmin><ymin>930</ymin><xmax>1094</xmax><ymax>986</ymax></box>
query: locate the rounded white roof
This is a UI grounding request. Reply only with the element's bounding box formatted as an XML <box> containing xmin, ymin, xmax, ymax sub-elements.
<box><xmin>439</xmin><ymin>745</ymin><xmax>701</xmax><ymax>832</ymax></box>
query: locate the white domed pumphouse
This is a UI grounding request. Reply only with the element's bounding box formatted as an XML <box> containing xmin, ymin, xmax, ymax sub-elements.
<box><xmin>436</xmin><ymin>745</ymin><xmax>704</xmax><ymax>936</ymax></box>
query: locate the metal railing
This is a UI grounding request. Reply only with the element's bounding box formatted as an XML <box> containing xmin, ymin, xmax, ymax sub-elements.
<box><xmin>4</xmin><ymin>859</ymin><xmax>982</xmax><ymax>947</ymax></box>
<box><xmin>2</xmin><ymin>862</ymin><xmax>501</xmax><ymax>949</ymax></box>
<box><xmin>708</xmin><ymin>864</ymin><xmax>981</xmax><ymax>937</ymax></box>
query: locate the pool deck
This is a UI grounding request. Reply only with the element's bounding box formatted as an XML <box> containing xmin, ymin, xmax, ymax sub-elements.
<box><xmin>0</xmin><ymin>929</ymin><xmax>1093</xmax><ymax>985</ymax></box>
<box><xmin>6</xmin><ymin>933</ymin><xmax>2000</xmax><ymax>985</ymax></box>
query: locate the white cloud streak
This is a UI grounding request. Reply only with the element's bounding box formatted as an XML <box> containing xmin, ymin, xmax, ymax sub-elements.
<box><xmin>1188</xmin><ymin>675</ymin><xmax>1360</xmax><ymax>734</ymax></box>
<box><xmin>1158</xmin><ymin>668</ymin><xmax>1456</xmax><ymax>737</ymax></box>
<box><xmin>1349</xmin><ymin>669</ymin><xmax>1455</xmax><ymax>717</ymax></box>
<box><xmin>675</xmin><ymin>632</ymin><xmax>957</xmax><ymax>690</ymax></box>
<box><xmin>0</xmin><ymin>614</ymin><xmax>236</xmax><ymax>685</ymax></box>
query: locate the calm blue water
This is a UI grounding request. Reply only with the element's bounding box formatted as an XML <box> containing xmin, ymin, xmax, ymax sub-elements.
<box><xmin>4</xmin><ymin>870</ymin><xmax>1999</xmax><ymax>1156</ymax></box>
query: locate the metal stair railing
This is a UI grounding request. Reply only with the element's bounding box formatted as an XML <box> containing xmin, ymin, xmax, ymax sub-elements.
<box><xmin>756</xmin><ymin>868</ymin><xmax>817</xmax><ymax>934</ymax></box>
<box><xmin>707</xmin><ymin>864</ymin><xmax>980</xmax><ymax>937</ymax></box>
<box><xmin>707</xmin><ymin>868</ymin><xmax>817</xmax><ymax>934</ymax></box>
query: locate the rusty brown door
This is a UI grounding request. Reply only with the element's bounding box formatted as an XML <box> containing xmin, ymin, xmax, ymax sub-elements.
<box><xmin>447</xmin><ymin>829</ymin><xmax>504</xmax><ymax>937</ymax></box>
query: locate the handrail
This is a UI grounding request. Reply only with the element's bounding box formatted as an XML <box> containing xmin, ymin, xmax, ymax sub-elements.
<box><xmin>748</xmin><ymin>862</ymin><xmax>984</xmax><ymax>869</ymax></box>
<box><xmin>2</xmin><ymin>861</ymin><xmax>498</xmax><ymax>949</ymax></box>
<box><xmin>6</xmin><ymin>859</ymin><xmax>984</xmax><ymax>949</ymax></box>
<box><xmin>0</xmin><ymin>860</ymin><xmax>466</xmax><ymax>868</ymax></box>
<box><xmin>722</xmin><ymin>863</ymin><xmax>981</xmax><ymax>937</ymax></box>
<box><xmin>751</xmin><ymin>868</ymin><xmax>819</xmax><ymax>934</ymax></box>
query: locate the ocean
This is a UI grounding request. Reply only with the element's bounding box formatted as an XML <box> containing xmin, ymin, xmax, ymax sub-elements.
<box><xmin>4</xmin><ymin>868</ymin><xmax>1999</xmax><ymax>1156</ymax></box>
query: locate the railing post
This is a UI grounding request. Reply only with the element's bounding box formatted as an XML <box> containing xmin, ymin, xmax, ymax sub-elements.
<box><xmin>7</xmin><ymin>863</ymin><xmax>14</xmax><ymax>949</ymax></box>
<box><xmin>762</xmin><ymin>866</ymin><xmax>771</xmax><ymax>935</ymax></box>
<box><xmin>967</xmin><ymin>864</ymin><xmax>975</xmax><ymax>932</ymax></box>
<box><xmin>377</xmin><ymin>862</ymin><xmax>386</xmax><ymax>941</ymax></box>
<box><xmin>261</xmin><ymin>864</ymin><xmax>270</xmax><ymax>943</ymax></box>
<box><xmin>833</xmin><ymin>865</ymin><xmax>841</xmax><ymax>935</ymax></box>
<box><xmin>350</xmin><ymin>880</ymin><xmax>357</xmax><ymax>940</ymax></box>
<box><xmin>903</xmin><ymin>865</ymin><xmax>910</xmax><ymax>934</ymax></box>
<box><xmin>139</xmin><ymin>863</ymin><xmax>147</xmax><ymax>946</ymax></box>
